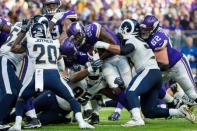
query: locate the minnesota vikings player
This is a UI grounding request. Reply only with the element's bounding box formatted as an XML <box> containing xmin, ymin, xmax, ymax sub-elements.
<box><xmin>66</xmin><ymin>22</ymin><xmax>132</xmax><ymax>121</ymax></box>
<box><xmin>66</xmin><ymin>22</ymin><xmax>132</xmax><ymax>99</ymax></box>
<box><xmin>94</xmin><ymin>19</ymin><xmax>195</xmax><ymax>126</ymax></box>
<box><xmin>9</xmin><ymin>22</ymin><xmax>94</xmax><ymax>131</ymax></box>
<box><xmin>140</xmin><ymin>15</ymin><xmax>197</xmax><ymax>106</ymax></box>
<box><xmin>42</xmin><ymin>0</ymin><xmax>78</xmax><ymax>40</ymax></box>
<box><xmin>0</xmin><ymin>17</ymin><xmax>11</xmax><ymax>47</ymax></box>
<box><xmin>0</xmin><ymin>19</ymin><xmax>31</xmax><ymax>130</ymax></box>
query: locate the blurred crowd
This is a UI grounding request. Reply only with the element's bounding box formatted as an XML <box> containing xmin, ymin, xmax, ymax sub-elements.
<box><xmin>0</xmin><ymin>0</ymin><xmax>197</xmax><ymax>30</ymax></box>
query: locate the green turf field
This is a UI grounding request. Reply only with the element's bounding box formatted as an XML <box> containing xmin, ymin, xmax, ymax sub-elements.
<box><xmin>26</xmin><ymin>108</ymin><xmax>197</xmax><ymax>131</ymax></box>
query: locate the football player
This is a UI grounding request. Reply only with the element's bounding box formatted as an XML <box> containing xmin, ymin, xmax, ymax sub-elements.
<box><xmin>94</xmin><ymin>19</ymin><xmax>195</xmax><ymax>126</ymax></box>
<box><xmin>0</xmin><ymin>19</ymin><xmax>30</xmax><ymax>130</ymax></box>
<box><xmin>0</xmin><ymin>17</ymin><xmax>11</xmax><ymax>47</ymax></box>
<box><xmin>42</xmin><ymin>0</ymin><xmax>78</xmax><ymax>40</ymax></box>
<box><xmin>18</xmin><ymin>38</ymin><xmax>104</xmax><ymax>126</ymax></box>
<box><xmin>66</xmin><ymin>22</ymin><xmax>132</xmax><ymax>100</ymax></box>
<box><xmin>140</xmin><ymin>15</ymin><xmax>197</xmax><ymax>106</ymax></box>
<box><xmin>8</xmin><ymin>20</ymin><xmax>94</xmax><ymax>131</ymax></box>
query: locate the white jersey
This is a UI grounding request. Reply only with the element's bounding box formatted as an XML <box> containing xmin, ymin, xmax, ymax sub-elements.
<box><xmin>0</xmin><ymin>22</ymin><xmax>25</xmax><ymax>67</ymax></box>
<box><xmin>56</xmin><ymin>68</ymin><xmax>106</xmax><ymax>110</ymax></box>
<box><xmin>125</xmin><ymin>36</ymin><xmax>159</xmax><ymax>73</ymax></box>
<box><xmin>25</xmin><ymin>35</ymin><xmax>60</xmax><ymax>69</ymax></box>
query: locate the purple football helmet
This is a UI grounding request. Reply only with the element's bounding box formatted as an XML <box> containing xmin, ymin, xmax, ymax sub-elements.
<box><xmin>60</xmin><ymin>38</ymin><xmax>77</xmax><ymax>57</ymax></box>
<box><xmin>140</xmin><ymin>15</ymin><xmax>160</xmax><ymax>40</ymax></box>
<box><xmin>67</xmin><ymin>22</ymin><xmax>86</xmax><ymax>48</ymax></box>
<box><xmin>43</xmin><ymin>0</ymin><xmax>61</xmax><ymax>15</ymax></box>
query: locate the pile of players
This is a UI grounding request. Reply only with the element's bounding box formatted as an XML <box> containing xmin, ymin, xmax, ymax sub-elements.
<box><xmin>0</xmin><ymin>0</ymin><xmax>197</xmax><ymax>131</ymax></box>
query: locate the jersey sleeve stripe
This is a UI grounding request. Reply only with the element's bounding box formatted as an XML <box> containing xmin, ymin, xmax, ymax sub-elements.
<box><xmin>95</xmin><ymin>24</ymin><xmax>101</xmax><ymax>38</ymax></box>
<box><xmin>19</xmin><ymin>57</ymin><xmax>26</xmax><ymax>80</ymax></box>
<box><xmin>66</xmin><ymin>15</ymin><xmax>78</xmax><ymax>19</ymax></box>
<box><xmin>154</xmin><ymin>40</ymin><xmax>167</xmax><ymax>51</ymax></box>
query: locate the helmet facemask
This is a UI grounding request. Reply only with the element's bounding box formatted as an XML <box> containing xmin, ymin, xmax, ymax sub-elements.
<box><xmin>140</xmin><ymin>24</ymin><xmax>153</xmax><ymax>40</ymax></box>
<box><xmin>43</xmin><ymin>0</ymin><xmax>61</xmax><ymax>15</ymax></box>
<box><xmin>69</xmin><ymin>32</ymin><xmax>86</xmax><ymax>48</ymax></box>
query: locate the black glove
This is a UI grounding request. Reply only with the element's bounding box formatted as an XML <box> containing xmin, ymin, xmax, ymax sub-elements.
<box><xmin>21</xmin><ymin>19</ymin><xmax>32</xmax><ymax>33</ymax></box>
<box><xmin>91</xmin><ymin>59</ymin><xmax>103</xmax><ymax>72</ymax></box>
<box><xmin>114</xmin><ymin>77</ymin><xmax>125</xmax><ymax>87</ymax></box>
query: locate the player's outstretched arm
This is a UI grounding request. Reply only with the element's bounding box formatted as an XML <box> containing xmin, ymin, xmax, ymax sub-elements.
<box><xmin>11</xmin><ymin>19</ymin><xmax>31</xmax><ymax>53</ymax></box>
<box><xmin>99</xmin><ymin>27</ymin><xmax>117</xmax><ymax>45</ymax></box>
<box><xmin>94</xmin><ymin>41</ymin><xmax>135</xmax><ymax>55</ymax></box>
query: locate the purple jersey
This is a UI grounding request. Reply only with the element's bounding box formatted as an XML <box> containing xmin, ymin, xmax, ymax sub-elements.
<box><xmin>45</xmin><ymin>10</ymin><xmax>77</xmax><ymax>39</ymax></box>
<box><xmin>60</xmin><ymin>38</ymin><xmax>88</xmax><ymax>68</ymax></box>
<box><xmin>147</xmin><ymin>29</ymin><xmax>182</xmax><ymax>68</ymax></box>
<box><xmin>79</xmin><ymin>22</ymin><xmax>120</xmax><ymax>53</ymax></box>
<box><xmin>0</xmin><ymin>17</ymin><xmax>11</xmax><ymax>47</ymax></box>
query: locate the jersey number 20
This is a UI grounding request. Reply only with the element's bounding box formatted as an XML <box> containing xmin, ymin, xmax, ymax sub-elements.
<box><xmin>33</xmin><ymin>44</ymin><xmax>57</xmax><ymax>64</ymax></box>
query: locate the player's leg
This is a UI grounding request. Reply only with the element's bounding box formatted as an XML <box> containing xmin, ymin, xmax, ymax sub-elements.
<box><xmin>123</xmin><ymin>69</ymin><xmax>167</xmax><ymax>126</ymax></box>
<box><xmin>159</xmin><ymin>83</ymin><xmax>182</xmax><ymax>108</ymax></box>
<box><xmin>103</xmin><ymin>56</ymin><xmax>127</xmax><ymax>120</ymax></box>
<box><xmin>108</xmin><ymin>56</ymin><xmax>132</xmax><ymax>120</ymax></box>
<box><xmin>82</xmin><ymin>101</ymin><xmax>93</xmax><ymax>120</ymax></box>
<box><xmin>8</xmin><ymin>75</ymin><xmax>35</xmax><ymax>131</ymax></box>
<box><xmin>171</xmin><ymin>55</ymin><xmax>197</xmax><ymax>104</ymax></box>
<box><xmin>0</xmin><ymin>57</ymin><xmax>21</xmax><ymax>130</ymax></box>
<box><xmin>88</xmin><ymin>99</ymin><xmax>100</xmax><ymax>125</ymax></box>
<box><xmin>45</xmin><ymin>70</ymin><xmax>94</xmax><ymax>129</ymax></box>
<box><xmin>102</xmin><ymin>61</ymin><xmax>121</xmax><ymax>89</ymax></box>
<box><xmin>34</xmin><ymin>91</ymin><xmax>71</xmax><ymax>125</ymax></box>
<box><xmin>22</xmin><ymin>91</ymin><xmax>56</xmax><ymax>129</ymax></box>
<box><xmin>108</xmin><ymin>102</ymin><xmax>123</xmax><ymax>121</ymax></box>
<box><xmin>141</xmin><ymin>77</ymin><xmax>195</xmax><ymax>123</ymax></box>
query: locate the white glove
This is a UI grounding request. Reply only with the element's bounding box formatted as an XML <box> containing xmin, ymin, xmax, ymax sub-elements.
<box><xmin>51</xmin><ymin>12</ymin><xmax>65</xmax><ymax>23</ymax></box>
<box><xmin>94</xmin><ymin>41</ymin><xmax>110</xmax><ymax>49</ymax></box>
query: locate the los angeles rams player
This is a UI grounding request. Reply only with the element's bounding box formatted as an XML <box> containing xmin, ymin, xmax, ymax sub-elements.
<box><xmin>140</xmin><ymin>15</ymin><xmax>197</xmax><ymax>106</ymax></box>
<box><xmin>9</xmin><ymin>21</ymin><xmax>94</xmax><ymax>131</ymax></box>
<box><xmin>94</xmin><ymin>19</ymin><xmax>195</xmax><ymax>126</ymax></box>
<box><xmin>0</xmin><ymin>19</ymin><xmax>30</xmax><ymax>130</ymax></box>
<box><xmin>18</xmin><ymin>38</ymin><xmax>104</xmax><ymax>126</ymax></box>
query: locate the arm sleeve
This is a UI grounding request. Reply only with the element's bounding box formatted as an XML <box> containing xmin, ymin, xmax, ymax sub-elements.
<box><xmin>120</xmin><ymin>44</ymin><xmax>135</xmax><ymax>55</ymax></box>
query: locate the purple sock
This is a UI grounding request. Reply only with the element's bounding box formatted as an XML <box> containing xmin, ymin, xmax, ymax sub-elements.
<box><xmin>116</xmin><ymin>89</ymin><xmax>129</xmax><ymax>110</ymax></box>
<box><xmin>116</xmin><ymin>102</ymin><xmax>124</xmax><ymax>109</ymax></box>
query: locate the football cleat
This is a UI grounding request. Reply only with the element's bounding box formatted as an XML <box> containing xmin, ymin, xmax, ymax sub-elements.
<box><xmin>83</xmin><ymin>109</ymin><xmax>93</xmax><ymax>120</ymax></box>
<box><xmin>108</xmin><ymin>112</ymin><xmax>120</xmax><ymax>121</ymax></box>
<box><xmin>88</xmin><ymin>113</ymin><xmax>100</xmax><ymax>125</ymax></box>
<box><xmin>121</xmin><ymin>119</ymin><xmax>145</xmax><ymax>127</ymax></box>
<box><xmin>0</xmin><ymin>124</ymin><xmax>10</xmax><ymax>130</ymax></box>
<box><xmin>179</xmin><ymin>105</ymin><xmax>196</xmax><ymax>123</ymax></box>
<box><xmin>8</xmin><ymin>124</ymin><xmax>21</xmax><ymax>131</ymax></box>
<box><xmin>22</xmin><ymin>118</ymin><xmax>41</xmax><ymax>129</ymax></box>
<box><xmin>79</xmin><ymin>122</ymin><xmax>95</xmax><ymax>129</ymax></box>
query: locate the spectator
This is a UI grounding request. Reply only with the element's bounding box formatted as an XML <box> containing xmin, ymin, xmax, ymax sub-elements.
<box><xmin>181</xmin><ymin>36</ymin><xmax>197</xmax><ymax>74</ymax></box>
